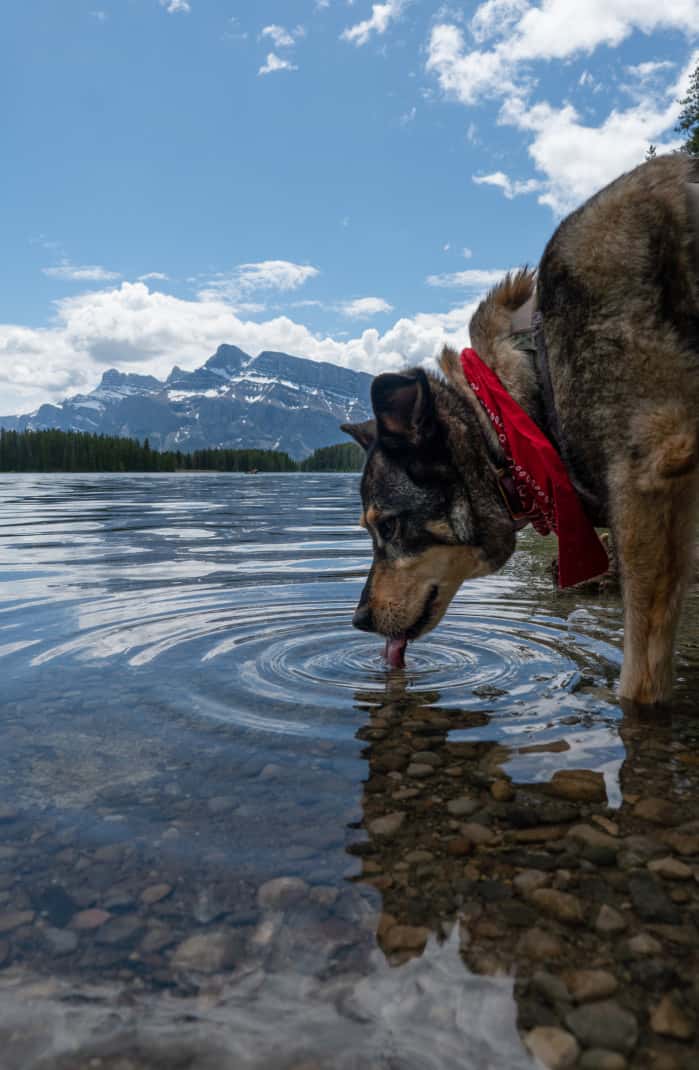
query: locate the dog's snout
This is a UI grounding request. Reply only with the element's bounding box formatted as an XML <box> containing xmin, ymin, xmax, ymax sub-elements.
<box><xmin>352</xmin><ymin>602</ymin><xmax>374</xmax><ymax>633</ymax></box>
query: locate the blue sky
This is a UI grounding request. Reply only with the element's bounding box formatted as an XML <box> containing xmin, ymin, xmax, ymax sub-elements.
<box><xmin>1</xmin><ymin>1</ymin><xmax>697</xmax><ymax>413</ymax></box>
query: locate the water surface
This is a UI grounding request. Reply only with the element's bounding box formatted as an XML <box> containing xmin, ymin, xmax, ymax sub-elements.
<box><xmin>1</xmin><ymin>474</ymin><xmax>698</xmax><ymax>1068</ymax></box>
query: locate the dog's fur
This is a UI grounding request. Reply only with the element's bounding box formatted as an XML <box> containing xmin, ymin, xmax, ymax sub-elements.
<box><xmin>342</xmin><ymin>154</ymin><xmax>699</xmax><ymax>706</ymax></box>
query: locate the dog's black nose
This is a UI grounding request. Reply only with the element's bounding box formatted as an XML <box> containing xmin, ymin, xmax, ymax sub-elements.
<box><xmin>352</xmin><ymin>603</ymin><xmax>374</xmax><ymax>632</ymax></box>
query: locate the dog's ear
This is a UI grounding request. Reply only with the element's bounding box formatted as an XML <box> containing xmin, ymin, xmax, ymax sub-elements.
<box><xmin>371</xmin><ymin>369</ymin><xmax>435</xmax><ymax>445</ymax></box>
<box><xmin>340</xmin><ymin>420</ymin><xmax>376</xmax><ymax>451</ymax></box>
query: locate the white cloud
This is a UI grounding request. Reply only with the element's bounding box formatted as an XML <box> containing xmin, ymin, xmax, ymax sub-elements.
<box><xmin>0</xmin><ymin>278</ymin><xmax>496</xmax><ymax>414</ymax></box>
<box><xmin>341</xmin><ymin>1</ymin><xmax>405</xmax><ymax>47</ymax></box>
<box><xmin>260</xmin><ymin>25</ymin><xmax>297</xmax><ymax>49</ymax></box>
<box><xmin>258</xmin><ymin>52</ymin><xmax>298</xmax><ymax>76</ymax></box>
<box><xmin>199</xmin><ymin>260</ymin><xmax>320</xmax><ymax>303</ymax></box>
<box><xmin>428</xmin><ymin>3</ymin><xmax>699</xmax><ymax>106</ymax></box>
<box><xmin>626</xmin><ymin>60</ymin><xmax>676</xmax><ymax>80</ymax></box>
<box><xmin>462</xmin><ymin>247</ymin><xmax>473</xmax><ymax>259</ymax></box>
<box><xmin>340</xmin><ymin>297</ymin><xmax>394</xmax><ymax>318</ymax></box>
<box><xmin>160</xmin><ymin>0</ymin><xmax>190</xmax><ymax>13</ymax></box>
<box><xmin>42</xmin><ymin>261</ymin><xmax>122</xmax><ymax>282</ymax></box>
<box><xmin>138</xmin><ymin>272</ymin><xmax>171</xmax><ymax>282</ymax></box>
<box><xmin>473</xmin><ymin>171</ymin><xmax>542</xmax><ymax>199</ymax></box>
<box><xmin>400</xmin><ymin>106</ymin><xmax>417</xmax><ymax>125</ymax></box>
<box><xmin>426</xmin><ymin>268</ymin><xmax>508</xmax><ymax>291</ymax></box>
<box><xmin>89</xmin><ymin>10</ymin><xmax>108</xmax><ymax>21</ymax></box>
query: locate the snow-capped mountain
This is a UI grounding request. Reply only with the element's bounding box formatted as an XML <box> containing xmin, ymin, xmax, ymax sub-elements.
<box><xmin>0</xmin><ymin>345</ymin><xmax>374</xmax><ymax>459</ymax></box>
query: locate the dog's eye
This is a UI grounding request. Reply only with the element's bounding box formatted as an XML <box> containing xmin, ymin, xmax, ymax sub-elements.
<box><xmin>376</xmin><ymin>516</ymin><xmax>398</xmax><ymax>542</ymax></box>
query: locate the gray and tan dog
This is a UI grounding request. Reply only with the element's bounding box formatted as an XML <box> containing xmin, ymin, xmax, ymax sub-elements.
<box><xmin>342</xmin><ymin>154</ymin><xmax>699</xmax><ymax>706</ymax></box>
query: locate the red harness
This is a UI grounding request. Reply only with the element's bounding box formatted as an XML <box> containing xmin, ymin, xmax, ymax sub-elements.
<box><xmin>460</xmin><ymin>347</ymin><xmax>609</xmax><ymax>588</ymax></box>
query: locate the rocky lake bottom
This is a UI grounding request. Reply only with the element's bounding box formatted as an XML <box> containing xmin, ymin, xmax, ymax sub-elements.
<box><xmin>0</xmin><ymin>472</ymin><xmax>698</xmax><ymax>1069</ymax></box>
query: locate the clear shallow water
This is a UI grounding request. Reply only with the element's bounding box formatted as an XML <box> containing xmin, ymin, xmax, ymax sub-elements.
<box><xmin>1</xmin><ymin>473</ymin><xmax>698</xmax><ymax>1069</ymax></box>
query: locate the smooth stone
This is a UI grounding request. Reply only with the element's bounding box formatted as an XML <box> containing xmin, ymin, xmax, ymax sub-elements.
<box><xmin>595</xmin><ymin>905</ymin><xmax>627</xmax><ymax>934</ymax></box>
<box><xmin>71</xmin><ymin>908</ymin><xmax>111</xmax><ymax>930</ymax></box>
<box><xmin>141</xmin><ymin>925</ymin><xmax>175</xmax><ymax>953</ymax></box>
<box><xmin>369</xmin><ymin>812</ymin><xmax>405</xmax><ymax>838</ymax></box>
<box><xmin>628</xmin><ymin>873</ymin><xmax>679</xmax><ymax>923</ymax></box>
<box><xmin>171</xmin><ymin>929</ymin><xmax>240</xmax><ymax>973</ymax></box>
<box><xmin>565</xmin><ymin>1001</ymin><xmax>638</xmax><ymax>1054</ymax></box>
<box><xmin>567</xmin><ymin>825</ymin><xmax>619</xmax><ymax>853</ymax></box>
<box><xmin>446</xmin><ymin>837</ymin><xmax>472</xmax><ymax>857</ymax></box>
<box><xmin>564</xmin><ymin>969</ymin><xmax>619</xmax><ymax>1003</ymax></box>
<box><xmin>406</xmin><ymin>763</ymin><xmax>434</xmax><ymax>778</ymax></box>
<box><xmin>140</xmin><ymin>883</ymin><xmax>173</xmax><ymax>906</ymax></box>
<box><xmin>42</xmin><ymin>926</ymin><xmax>79</xmax><ymax>956</ymax></box>
<box><xmin>529</xmin><ymin>889</ymin><xmax>585</xmax><ymax>925</ymax></box>
<box><xmin>525</xmin><ymin>1026</ymin><xmax>579</xmax><ymax>1069</ymax></box>
<box><xmin>0</xmin><ymin>910</ymin><xmax>34</xmax><ymax>933</ymax></box>
<box><xmin>531</xmin><ymin>970</ymin><xmax>571</xmax><ymax>1006</ymax></box>
<box><xmin>633</xmin><ymin>798</ymin><xmax>676</xmax><ymax>826</ymax></box>
<box><xmin>626</xmin><ymin>932</ymin><xmax>663</xmax><ymax>956</ymax></box>
<box><xmin>516</xmin><ymin>928</ymin><xmax>564</xmax><ymax>961</ymax></box>
<box><xmin>207</xmin><ymin>796</ymin><xmax>237</xmax><ymax>815</ymax></box>
<box><xmin>382</xmin><ymin>924</ymin><xmax>431</xmax><ymax>952</ymax></box>
<box><xmin>0</xmin><ymin>807</ymin><xmax>17</xmax><ymax>823</ymax></box>
<box><xmin>404</xmin><ymin>850</ymin><xmax>434</xmax><ymax>864</ymax></box>
<box><xmin>549</xmin><ymin>770</ymin><xmax>606</xmax><ymax>803</ymax></box>
<box><xmin>411</xmin><ymin>751</ymin><xmax>441</xmax><ymax>766</ymax></box>
<box><xmin>446</xmin><ymin>797</ymin><xmax>480</xmax><ymax>817</ymax></box>
<box><xmin>513</xmin><ymin>869</ymin><xmax>550</xmax><ymax>896</ymax></box>
<box><xmin>649</xmin><ymin>993</ymin><xmax>695</xmax><ymax>1040</ymax></box>
<box><xmin>491</xmin><ymin>779</ymin><xmax>514</xmax><ymax>802</ymax></box>
<box><xmin>579</xmin><ymin>1051</ymin><xmax>627</xmax><ymax>1070</ymax></box>
<box><xmin>647</xmin><ymin>857</ymin><xmax>693</xmax><ymax>881</ymax></box>
<box><xmin>661</xmin><ymin>831</ymin><xmax>699</xmax><ymax>856</ymax></box>
<box><xmin>460</xmin><ymin>823</ymin><xmax>496</xmax><ymax>846</ymax></box>
<box><xmin>94</xmin><ymin>914</ymin><xmax>145</xmax><ymax>945</ymax></box>
<box><xmin>34</xmin><ymin>886</ymin><xmax>77</xmax><ymax>927</ymax></box>
<box><xmin>257</xmin><ymin>877</ymin><xmax>308</xmax><ymax>910</ymax></box>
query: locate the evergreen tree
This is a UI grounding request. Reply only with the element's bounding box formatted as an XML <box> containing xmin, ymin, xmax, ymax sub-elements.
<box><xmin>677</xmin><ymin>62</ymin><xmax>699</xmax><ymax>156</ymax></box>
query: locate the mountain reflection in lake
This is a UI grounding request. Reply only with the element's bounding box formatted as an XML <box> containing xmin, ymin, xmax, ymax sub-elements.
<box><xmin>0</xmin><ymin>473</ymin><xmax>698</xmax><ymax>1068</ymax></box>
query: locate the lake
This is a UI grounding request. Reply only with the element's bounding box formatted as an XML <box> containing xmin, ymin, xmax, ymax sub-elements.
<box><xmin>1</xmin><ymin>473</ymin><xmax>698</xmax><ymax>1068</ymax></box>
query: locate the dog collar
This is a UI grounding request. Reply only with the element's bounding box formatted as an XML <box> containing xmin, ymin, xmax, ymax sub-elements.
<box><xmin>460</xmin><ymin>347</ymin><xmax>609</xmax><ymax>588</ymax></box>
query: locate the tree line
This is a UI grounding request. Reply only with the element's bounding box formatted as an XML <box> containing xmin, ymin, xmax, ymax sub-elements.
<box><xmin>0</xmin><ymin>428</ymin><xmax>364</xmax><ymax>473</ymax></box>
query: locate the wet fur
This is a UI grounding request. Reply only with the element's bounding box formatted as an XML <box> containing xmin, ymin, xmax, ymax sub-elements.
<box><xmin>344</xmin><ymin>155</ymin><xmax>699</xmax><ymax>706</ymax></box>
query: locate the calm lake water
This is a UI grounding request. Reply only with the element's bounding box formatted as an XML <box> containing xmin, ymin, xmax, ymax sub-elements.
<box><xmin>1</xmin><ymin>473</ymin><xmax>698</xmax><ymax>1069</ymax></box>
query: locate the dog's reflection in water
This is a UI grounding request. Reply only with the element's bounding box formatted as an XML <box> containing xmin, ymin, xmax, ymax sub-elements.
<box><xmin>349</xmin><ymin>677</ymin><xmax>699</xmax><ymax>1060</ymax></box>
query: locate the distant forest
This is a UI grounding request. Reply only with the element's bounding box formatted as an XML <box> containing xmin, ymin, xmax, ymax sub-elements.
<box><xmin>0</xmin><ymin>428</ymin><xmax>364</xmax><ymax>474</ymax></box>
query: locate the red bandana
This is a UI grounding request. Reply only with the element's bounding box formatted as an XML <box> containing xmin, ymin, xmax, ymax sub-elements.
<box><xmin>460</xmin><ymin>347</ymin><xmax>608</xmax><ymax>588</ymax></box>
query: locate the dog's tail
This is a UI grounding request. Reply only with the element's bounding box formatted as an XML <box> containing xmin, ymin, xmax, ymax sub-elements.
<box><xmin>468</xmin><ymin>267</ymin><xmax>536</xmax><ymax>364</ymax></box>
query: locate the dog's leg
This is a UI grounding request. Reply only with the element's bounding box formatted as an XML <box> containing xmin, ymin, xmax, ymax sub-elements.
<box><xmin>611</xmin><ymin>458</ymin><xmax>699</xmax><ymax>705</ymax></box>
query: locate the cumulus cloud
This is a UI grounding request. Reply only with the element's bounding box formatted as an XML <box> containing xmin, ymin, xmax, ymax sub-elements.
<box><xmin>199</xmin><ymin>260</ymin><xmax>320</xmax><ymax>303</ymax></box>
<box><xmin>426</xmin><ymin>268</ymin><xmax>508</xmax><ymax>292</ymax></box>
<box><xmin>340</xmin><ymin>297</ymin><xmax>394</xmax><ymax>318</ymax></box>
<box><xmin>0</xmin><ymin>278</ymin><xmax>493</xmax><ymax>414</ymax></box>
<box><xmin>42</xmin><ymin>261</ymin><xmax>122</xmax><ymax>282</ymax></box>
<box><xmin>473</xmin><ymin>171</ymin><xmax>542</xmax><ymax>199</ymax></box>
<box><xmin>258</xmin><ymin>52</ymin><xmax>298</xmax><ymax>76</ymax></box>
<box><xmin>160</xmin><ymin>0</ymin><xmax>190</xmax><ymax>14</ymax></box>
<box><xmin>341</xmin><ymin>1</ymin><xmax>405</xmax><ymax>47</ymax></box>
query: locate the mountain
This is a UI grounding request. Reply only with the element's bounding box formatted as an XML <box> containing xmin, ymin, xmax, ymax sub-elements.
<box><xmin>0</xmin><ymin>345</ymin><xmax>373</xmax><ymax>459</ymax></box>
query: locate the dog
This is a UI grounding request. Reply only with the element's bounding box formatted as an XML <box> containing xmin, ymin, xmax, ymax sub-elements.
<box><xmin>342</xmin><ymin>153</ymin><xmax>699</xmax><ymax>706</ymax></box>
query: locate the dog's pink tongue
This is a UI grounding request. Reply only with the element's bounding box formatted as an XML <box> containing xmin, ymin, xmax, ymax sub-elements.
<box><xmin>384</xmin><ymin>636</ymin><xmax>408</xmax><ymax>669</ymax></box>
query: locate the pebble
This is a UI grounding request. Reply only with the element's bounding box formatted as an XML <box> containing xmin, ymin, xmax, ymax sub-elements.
<box><xmin>661</xmin><ymin>831</ymin><xmax>699</xmax><ymax>856</ymax></box>
<box><xmin>595</xmin><ymin>905</ymin><xmax>627</xmax><ymax>935</ymax></box>
<box><xmin>517</xmin><ymin>928</ymin><xmax>563</xmax><ymax>961</ymax></box>
<box><xmin>649</xmin><ymin>993</ymin><xmax>695</xmax><ymax>1040</ymax></box>
<box><xmin>0</xmin><ymin>807</ymin><xmax>17</xmax><ymax>823</ymax></box>
<box><xmin>564</xmin><ymin>969</ymin><xmax>619</xmax><ymax>1003</ymax></box>
<box><xmin>531</xmin><ymin>971</ymin><xmax>570</xmax><ymax>1006</ymax></box>
<box><xmin>368</xmin><ymin>812</ymin><xmax>405</xmax><ymax>838</ymax></box>
<box><xmin>579</xmin><ymin>1052</ymin><xmax>627</xmax><ymax>1070</ymax></box>
<box><xmin>446</xmin><ymin>797</ymin><xmax>480</xmax><ymax>817</ymax></box>
<box><xmin>257</xmin><ymin>877</ymin><xmax>308</xmax><ymax>910</ymax></box>
<box><xmin>647</xmin><ymin>857</ymin><xmax>693</xmax><ymax>881</ymax></box>
<box><xmin>565</xmin><ymin>1000</ymin><xmax>638</xmax><ymax>1054</ymax></box>
<box><xmin>513</xmin><ymin>869</ymin><xmax>550</xmax><ymax>896</ymax></box>
<box><xmin>71</xmin><ymin>908</ymin><xmax>111</xmax><ymax>930</ymax></box>
<box><xmin>625</xmin><ymin>932</ymin><xmax>663</xmax><ymax>956</ymax></box>
<box><xmin>406</xmin><ymin>763</ymin><xmax>434</xmax><ymax>778</ymax></box>
<box><xmin>548</xmin><ymin>769</ymin><xmax>606</xmax><ymax>803</ymax></box>
<box><xmin>628</xmin><ymin>873</ymin><xmax>678</xmax><ymax>923</ymax></box>
<box><xmin>633</xmin><ymin>798</ymin><xmax>676</xmax><ymax>825</ymax></box>
<box><xmin>460</xmin><ymin>823</ymin><xmax>496</xmax><ymax>846</ymax></box>
<box><xmin>171</xmin><ymin>929</ymin><xmax>240</xmax><ymax>973</ymax></box>
<box><xmin>42</xmin><ymin>926</ymin><xmax>79</xmax><ymax>956</ymax></box>
<box><xmin>94</xmin><ymin>915</ymin><xmax>145</xmax><ymax>946</ymax></box>
<box><xmin>0</xmin><ymin>910</ymin><xmax>34</xmax><ymax>933</ymax></box>
<box><xmin>206</xmin><ymin>795</ymin><xmax>237</xmax><ymax>815</ymax></box>
<box><xmin>446</xmin><ymin>837</ymin><xmax>472</xmax><ymax>857</ymax></box>
<box><xmin>140</xmin><ymin>883</ymin><xmax>173</xmax><ymax>906</ymax></box>
<box><xmin>491</xmin><ymin>779</ymin><xmax>514</xmax><ymax>802</ymax></box>
<box><xmin>525</xmin><ymin>1026</ymin><xmax>579</xmax><ymax>1069</ymax></box>
<box><xmin>529</xmin><ymin>889</ymin><xmax>584</xmax><ymax>925</ymax></box>
<box><xmin>381</xmin><ymin>924</ymin><xmax>431</xmax><ymax>952</ymax></box>
<box><xmin>411</xmin><ymin>751</ymin><xmax>441</xmax><ymax>767</ymax></box>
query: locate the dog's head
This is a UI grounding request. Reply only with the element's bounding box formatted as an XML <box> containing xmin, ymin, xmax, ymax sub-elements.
<box><xmin>342</xmin><ymin>365</ymin><xmax>517</xmax><ymax>652</ymax></box>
